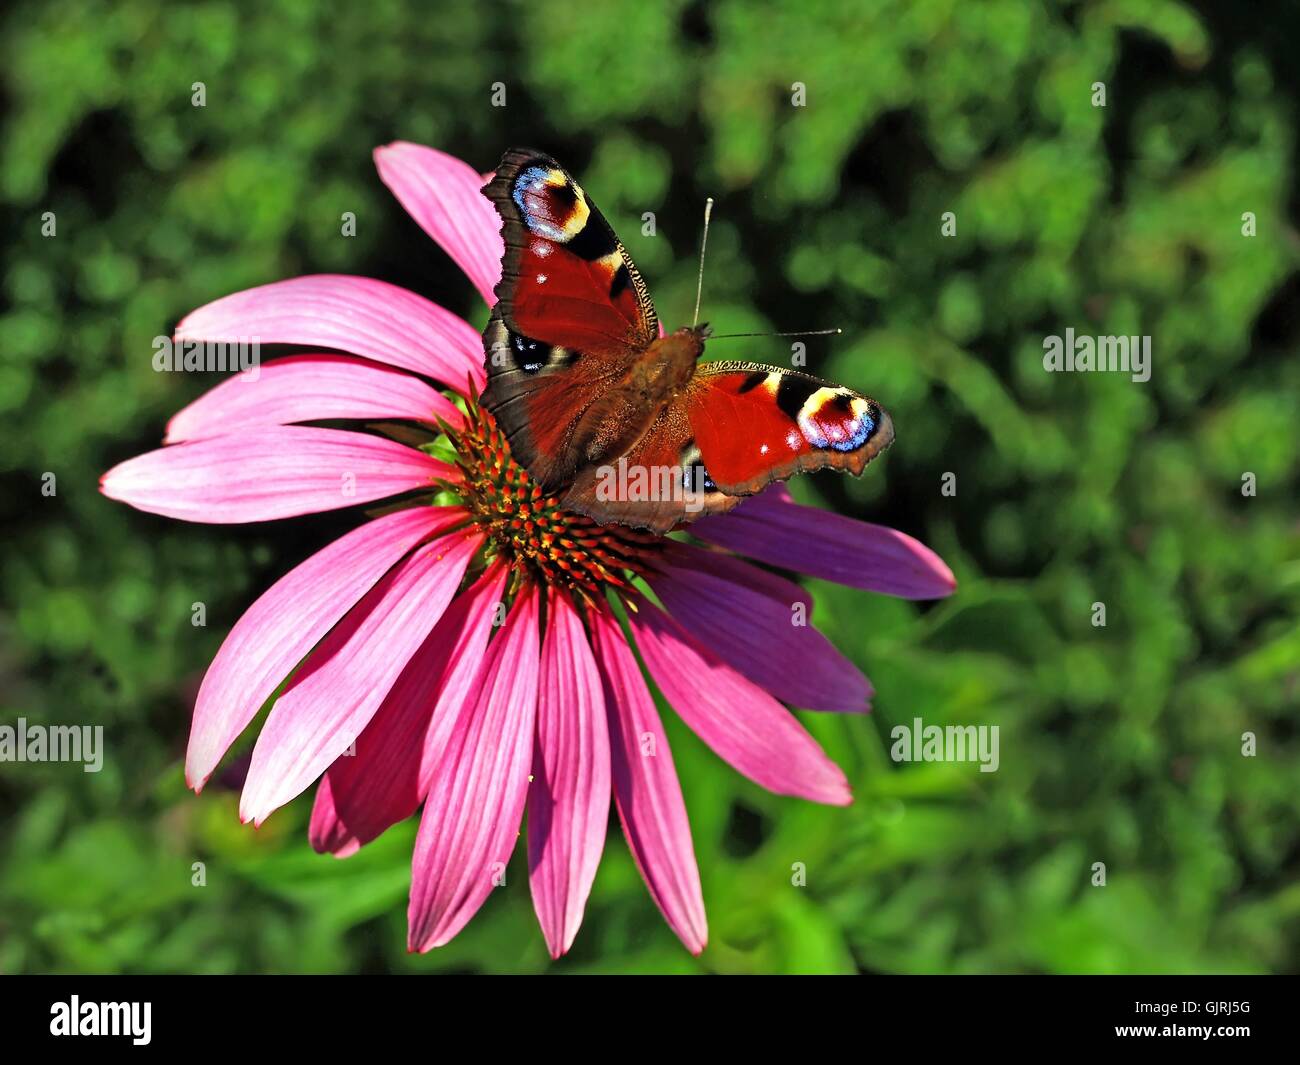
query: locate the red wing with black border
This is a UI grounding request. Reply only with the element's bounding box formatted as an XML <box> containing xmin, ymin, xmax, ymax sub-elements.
<box><xmin>560</xmin><ymin>362</ymin><xmax>892</xmax><ymax>533</ymax></box>
<box><xmin>481</xmin><ymin>148</ymin><xmax>658</xmax><ymax>491</ymax></box>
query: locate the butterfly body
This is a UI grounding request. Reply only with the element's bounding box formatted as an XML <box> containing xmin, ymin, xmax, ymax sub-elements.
<box><xmin>481</xmin><ymin>149</ymin><xmax>893</xmax><ymax>533</ymax></box>
<box><xmin>563</xmin><ymin>325</ymin><xmax>705</xmax><ymax>473</ymax></box>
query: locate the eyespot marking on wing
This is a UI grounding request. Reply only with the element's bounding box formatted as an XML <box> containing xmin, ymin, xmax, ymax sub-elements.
<box><xmin>511</xmin><ymin>165</ymin><xmax>590</xmax><ymax>242</ymax></box>
<box><xmin>491</xmin><ymin>324</ymin><xmax>573</xmax><ymax>376</ymax></box>
<box><xmin>796</xmin><ymin>387</ymin><xmax>879</xmax><ymax>452</ymax></box>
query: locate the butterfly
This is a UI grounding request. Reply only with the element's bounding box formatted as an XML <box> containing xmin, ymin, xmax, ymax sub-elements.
<box><xmin>480</xmin><ymin>148</ymin><xmax>893</xmax><ymax>533</ymax></box>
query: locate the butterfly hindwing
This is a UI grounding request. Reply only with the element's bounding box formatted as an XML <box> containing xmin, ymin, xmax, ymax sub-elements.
<box><xmin>481</xmin><ymin>148</ymin><xmax>659</xmax><ymax>490</ymax></box>
<box><xmin>480</xmin><ymin>315</ymin><xmax>630</xmax><ymax>491</ymax></box>
<box><xmin>561</xmin><ymin>361</ymin><xmax>893</xmax><ymax>532</ymax></box>
<box><xmin>560</xmin><ymin>391</ymin><xmax>741</xmax><ymax>533</ymax></box>
<box><xmin>687</xmin><ymin>362</ymin><xmax>894</xmax><ymax>495</ymax></box>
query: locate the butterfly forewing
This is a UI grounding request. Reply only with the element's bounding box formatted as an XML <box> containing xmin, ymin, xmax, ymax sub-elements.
<box><xmin>481</xmin><ymin>149</ymin><xmax>658</xmax><ymax>490</ymax></box>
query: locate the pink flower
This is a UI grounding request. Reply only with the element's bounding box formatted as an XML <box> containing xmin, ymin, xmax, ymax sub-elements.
<box><xmin>101</xmin><ymin>142</ymin><xmax>957</xmax><ymax>958</ymax></box>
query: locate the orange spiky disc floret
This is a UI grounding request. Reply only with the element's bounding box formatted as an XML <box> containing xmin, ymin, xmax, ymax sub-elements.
<box><xmin>445</xmin><ymin>399</ymin><xmax>663</xmax><ymax>603</ymax></box>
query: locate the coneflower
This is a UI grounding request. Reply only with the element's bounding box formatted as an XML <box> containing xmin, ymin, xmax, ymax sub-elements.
<box><xmin>101</xmin><ymin>142</ymin><xmax>956</xmax><ymax>957</ymax></box>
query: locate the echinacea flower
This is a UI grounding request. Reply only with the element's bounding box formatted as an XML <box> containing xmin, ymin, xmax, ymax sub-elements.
<box><xmin>101</xmin><ymin>142</ymin><xmax>957</xmax><ymax>957</ymax></box>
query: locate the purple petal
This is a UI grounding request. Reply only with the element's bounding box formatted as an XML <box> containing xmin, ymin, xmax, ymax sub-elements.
<box><xmin>629</xmin><ymin>599</ymin><xmax>851</xmax><ymax>806</ymax></box>
<box><xmin>657</xmin><ymin>538</ymin><xmax>812</xmax><ymax>611</ymax></box>
<box><xmin>693</xmin><ymin>492</ymin><xmax>957</xmax><ymax>599</ymax></box>
<box><xmin>649</xmin><ymin>543</ymin><xmax>871</xmax><ymax>712</ymax></box>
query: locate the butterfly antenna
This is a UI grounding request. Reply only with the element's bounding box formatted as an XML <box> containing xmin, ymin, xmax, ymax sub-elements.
<box><xmin>691</xmin><ymin>197</ymin><xmax>714</xmax><ymax>328</ymax></box>
<box><xmin>708</xmin><ymin>327</ymin><xmax>843</xmax><ymax>340</ymax></box>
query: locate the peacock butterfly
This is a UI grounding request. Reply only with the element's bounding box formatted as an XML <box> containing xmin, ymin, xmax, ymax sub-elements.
<box><xmin>480</xmin><ymin>148</ymin><xmax>893</xmax><ymax>533</ymax></box>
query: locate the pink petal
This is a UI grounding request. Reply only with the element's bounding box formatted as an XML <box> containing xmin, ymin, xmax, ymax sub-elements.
<box><xmin>588</xmin><ymin>607</ymin><xmax>707</xmax><ymax>955</ymax></box>
<box><xmin>309</xmin><ymin>563</ymin><xmax>508</xmax><ymax>856</ymax></box>
<box><xmin>174</xmin><ymin>275</ymin><xmax>486</xmax><ymax>393</ymax></box>
<box><xmin>649</xmin><ymin>543</ymin><xmax>871</xmax><ymax>712</ymax></box>
<box><xmin>407</xmin><ymin>585</ymin><xmax>541</xmax><ymax>952</ymax></box>
<box><xmin>185</xmin><ymin>505</ymin><xmax>464</xmax><ymax>790</ymax></box>
<box><xmin>374</xmin><ymin>142</ymin><xmax>504</xmax><ymax>307</ymax></box>
<box><xmin>165</xmin><ymin>354</ymin><xmax>461</xmax><ymax>443</ymax></box>
<box><xmin>101</xmin><ymin>426</ymin><xmax>454</xmax><ymax>524</ymax></box>
<box><xmin>693</xmin><ymin>492</ymin><xmax>957</xmax><ymax>599</ymax></box>
<box><xmin>308</xmin><ymin>774</ymin><xmax>362</xmax><ymax>859</ymax></box>
<box><xmin>239</xmin><ymin>527</ymin><xmax>481</xmax><ymax>825</ymax></box>
<box><xmin>528</xmin><ymin>589</ymin><xmax>611</xmax><ymax>959</ymax></box>
<box><xmin>629</xmin><ymin>599</ymin><xmax>851</xmax><ymax>806</ymax></box>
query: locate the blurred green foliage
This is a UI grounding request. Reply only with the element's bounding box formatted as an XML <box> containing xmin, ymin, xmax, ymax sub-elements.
<box><xmin>1</xmin><ymin>0</ymin><xmax>1297</xmax><ymax>974</ymax></box>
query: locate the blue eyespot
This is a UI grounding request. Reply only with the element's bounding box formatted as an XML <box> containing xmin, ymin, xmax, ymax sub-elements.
<box><xmin>512</xmin><ymin>167</ymin><xmax>564</xmax><ymax>240</ymax></box>
<box><xmin>830</xmin><ymin>413</ymin><xmax>874</xmax><ymax>452</ymax></box>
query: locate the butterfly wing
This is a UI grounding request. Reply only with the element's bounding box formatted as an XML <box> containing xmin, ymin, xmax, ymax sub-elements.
<box><xmin>560</xmin><ymin>395</ymin><xmax>742</xmax><ymax>533</ymax></box>
<box><xmin>688</xmin><ymin>362</ymin><xmax>894</xmax><ymax>494</ymax></box>
<box><xmin>481</xmin><ymin>148</ymin><xmax>658</xmax><ymax>491</ymax></box>
<box><xmin>479</xmin><ymin>150</ymin><xmax>893</xmax><ymax>530</ymax></box>
<box><xmin>560</xmin><ymin>362</ymin><xmax>892</xmax><ymax>532</ymax></box>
